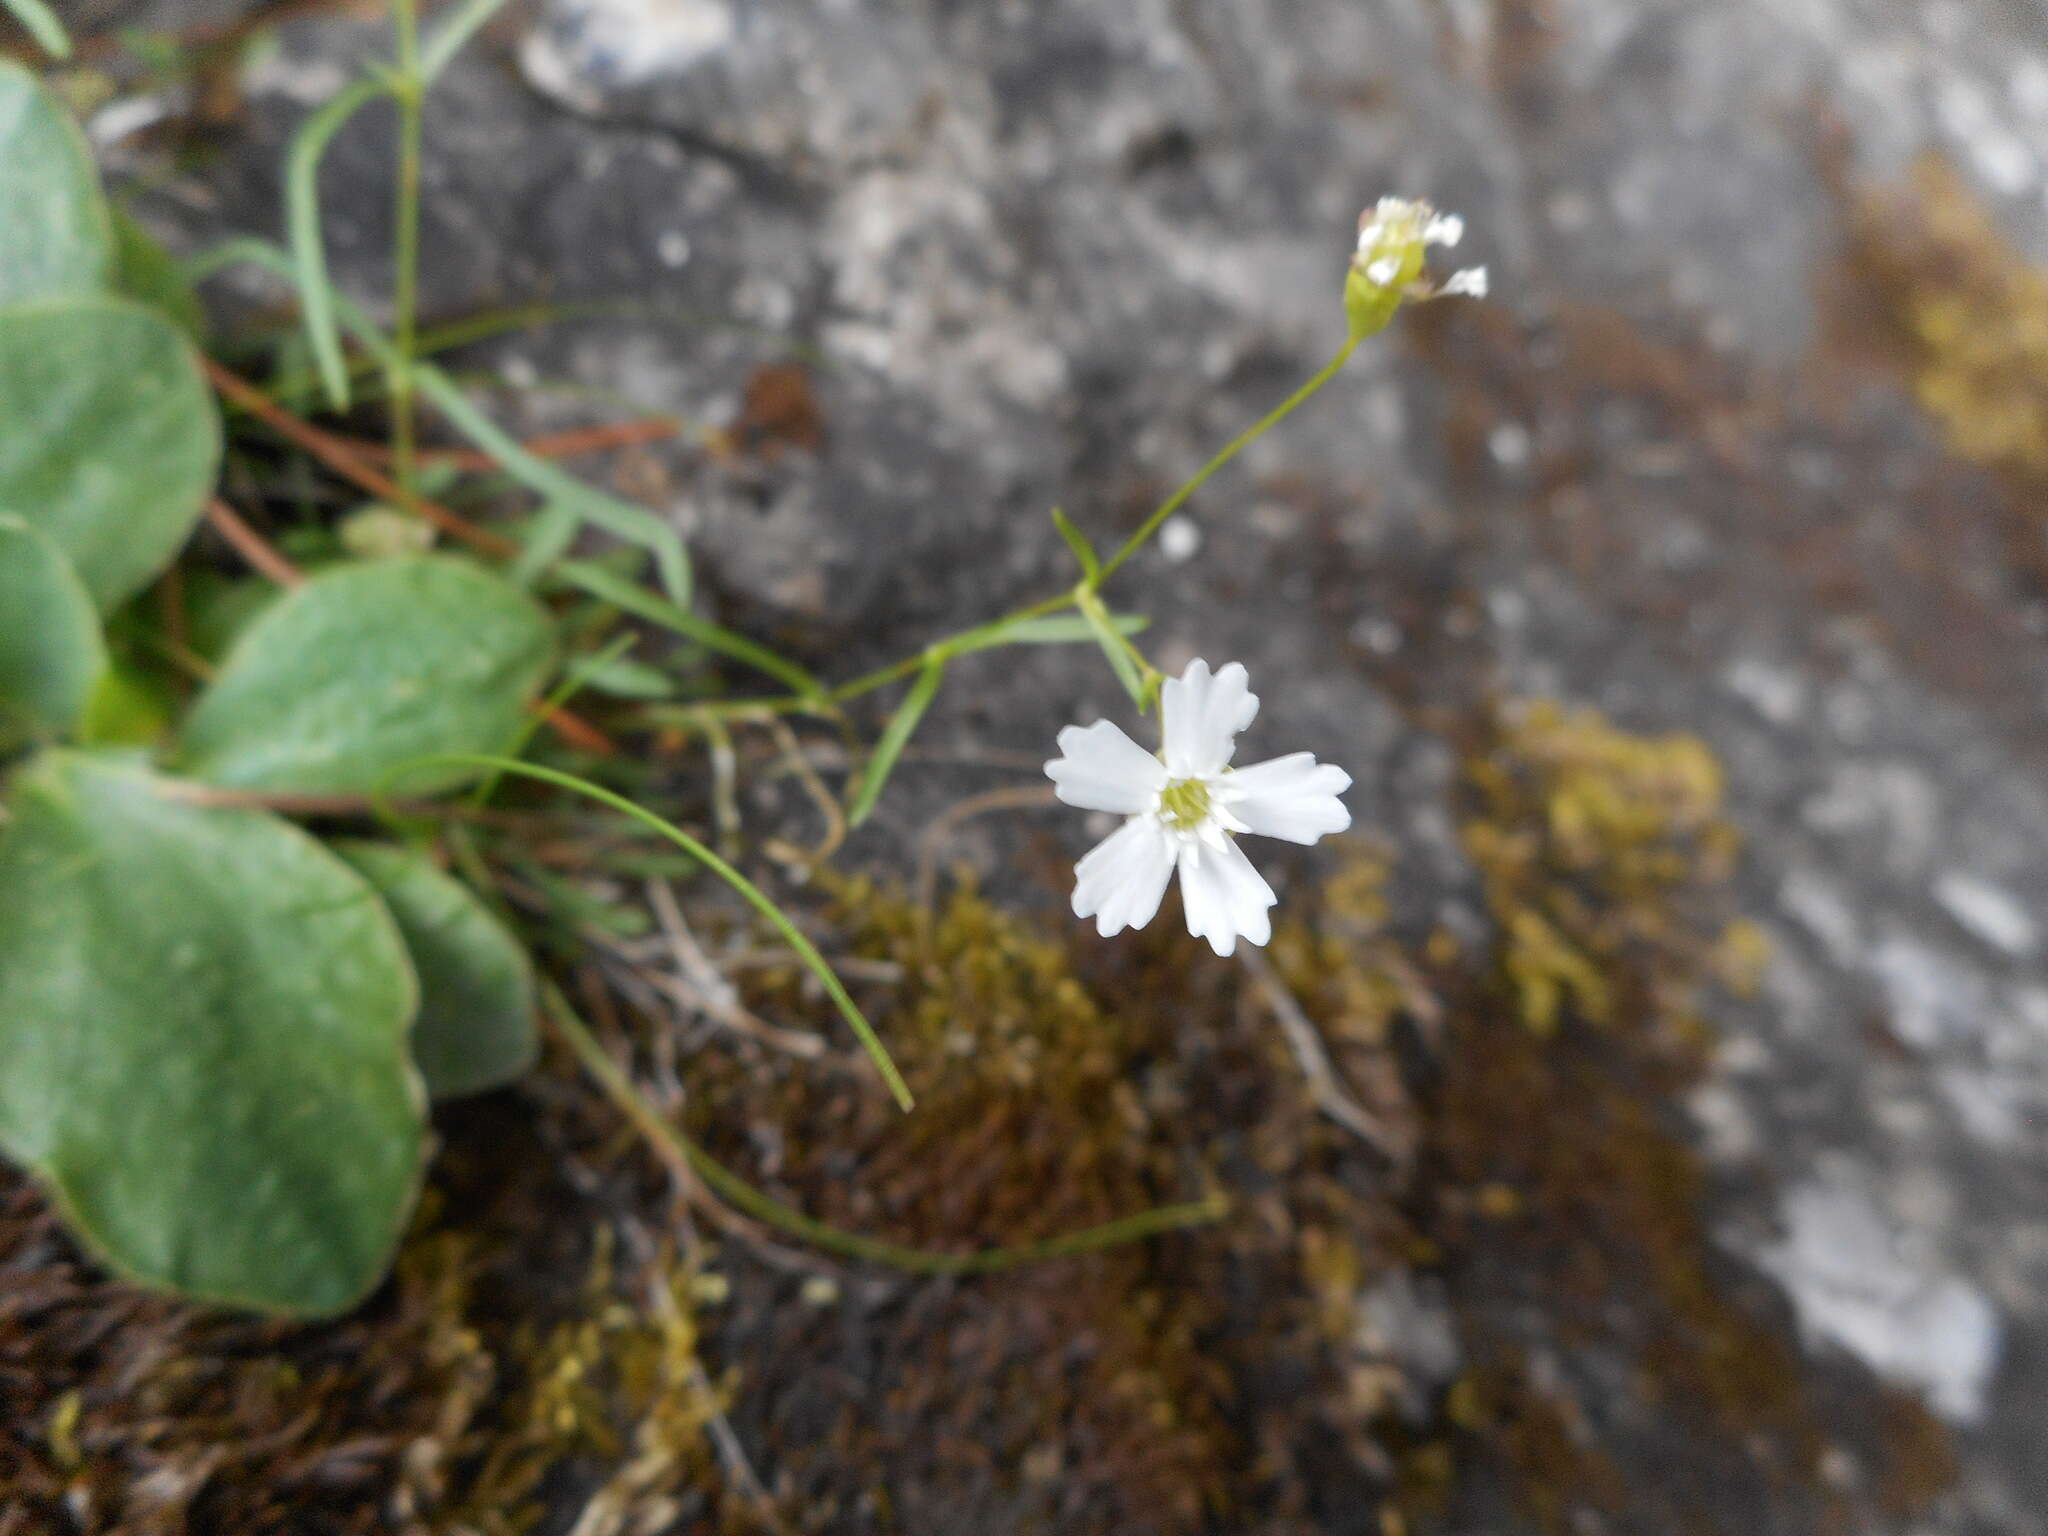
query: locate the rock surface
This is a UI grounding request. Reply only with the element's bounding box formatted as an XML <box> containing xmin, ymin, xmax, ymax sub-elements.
<box><xmin>97</xmin><ymin>0</ymin><xmax>2048</xmax><ymax>1527</ymax></box>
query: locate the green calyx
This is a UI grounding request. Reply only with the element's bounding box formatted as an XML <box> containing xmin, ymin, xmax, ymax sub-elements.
<box><xmin>1158</xmin><ymin>776</ymin><xmax>1213</xmax><ymax>831</ymax></box>
<box><xmin>1344</xmin><ymin>202</ymin><xmax>1430</xmax><ymax>339</ymax></box>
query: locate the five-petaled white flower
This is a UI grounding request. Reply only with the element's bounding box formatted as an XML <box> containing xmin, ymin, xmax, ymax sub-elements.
<box><xmin>1045</xmin><ymin>660</ymin><xmax>1352</xmax><ymax>957</ymax></box>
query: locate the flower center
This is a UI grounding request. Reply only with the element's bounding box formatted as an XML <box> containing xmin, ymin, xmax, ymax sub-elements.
<box><xmin>1158</xmin><ymin>776</ymin><xmax>1213</xmax><ymax>831</ymax></box>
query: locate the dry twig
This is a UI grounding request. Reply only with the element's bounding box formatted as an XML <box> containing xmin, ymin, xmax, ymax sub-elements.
<box><xmin>1238</xmin><ymin>946</ymin><xmax>1404</xmax><ymax>1159</ymax></box>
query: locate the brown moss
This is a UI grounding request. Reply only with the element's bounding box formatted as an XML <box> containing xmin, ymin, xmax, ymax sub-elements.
<box><xmin>682</xmin><ymin>875</ymin><xmax>1279</xmax><ymax>1533</ymax></box>
<box><xmin>0</xmin><ymin>700</ymin><xmax>1959</xmax><ymax>1535</ymax></box>
<box><xmin>0</xmin><ymin>1103</ymin><xmax>739</xmax><ymax>1535</ymax></box>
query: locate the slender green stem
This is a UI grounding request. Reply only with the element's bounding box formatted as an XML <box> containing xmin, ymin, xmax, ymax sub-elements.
<box><xmin>391</xmin><ymin>0</ymin><xmax>424</xmax><ymax>497</ymax></box>
<box><xmin>544</xmin><ymin>985</ymin><xmax>1228</xmax><ymax>1274</ymax></box>
<box><xmin>1094</xmin><ymin>335</ymin><xmax>1358</xmax><ymax>586</ymax></box>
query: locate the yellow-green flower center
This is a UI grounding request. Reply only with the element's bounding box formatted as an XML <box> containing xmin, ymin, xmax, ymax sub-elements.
<box><xmin>1158</xmin><ymin>776</ymin><xmax>1213</xmax><ymax>831</ymax></box>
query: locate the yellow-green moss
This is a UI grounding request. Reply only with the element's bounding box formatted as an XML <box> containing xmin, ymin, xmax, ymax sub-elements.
<box><xmin>1852</xmin><ymin>156</ymin><xmax>2048</xmax><ymax>493</ymax></box>
<box><xmin>1462</xmin><ymin>698</ymin><xmax>1739</xmax><ymax>1035</ymax></box>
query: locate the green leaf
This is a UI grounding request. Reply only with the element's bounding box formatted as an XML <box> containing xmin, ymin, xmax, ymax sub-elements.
<box><xmin>555</xmin><ymin>558</ymin><xmax>821</xmax><ymax>699</ymax></box>
<box><xmin>332</xmin><ymin>841</ymin><xmax>536</xmax><ymax>1099</ymax></box>
<box><xmin>74</xmin><ymin>661</ymin><xmax>173</xmax><ymax>749</ymax></box>
<box><xmin>177</xmin><ymin>557</ymin><xmax>556</xmax><ymax>795</ymax></box>
<box><xmin>181</xmin><ymin>569</ymin><xmax>283</xmax><ymax>666</ymax></box>
<box><xmin>419</xmin><ymin>0</ymin><xmax>514</xmax><ymax>81</ymax></box>
<box><xmin>578</xmin><ymin>653</ymin><xmax>678</xmax><ymax>700</ymax></box>
<box><xmin>0</xmin><ymin>515</ymin><xmax>103</xmax><ymax>743</ymax></box>
<box><xmin>848</xmin><ymin>657</ymin><xmax>943</xmax><ymax>828</ymax></box>
<box><xmin>0</xmin><ymin>752</ymin><xmax>425</xmax><ymax>1314</ymax></box>
<box><xmin>1</xmin><ymin>0</ymin><xmax>70</xmax><ymax>57</ymax></box>
<box><xmin>287</xmin><ymin>76</ymin><xmax>390</xmax><ymax>410</ymax></box>
<box><xmin>1050</xmin><ymin>506</ymin><xmax>1099</xmax><ymax>580</ymax></box>
<box><xmin>1076</xmin><ymin>588</ymin><xmax>1150</xmax><ymax>709</ymax></box>
<box><xmin>0</xmin><ymin>295</ymin><xmax>220</xmax><ymax>609</ymax></box>
<box><xmin>411</xmin><ymin>364</ymin><xmax>693</xmax><ymax>605</ymax></box>
<box><xmin>110</xmin><ymin>207</ymin><xmax>206</xmax><ymax>340</ymax></box>
<box><xmin>175</xmin><ymin>235</ymin><xmax>696</xmax><ymax>605</ymax></box>
<box><xmin>0</xmin><ymin>59</ymin><xmax>108</xmax><ymax>301</ymax></box>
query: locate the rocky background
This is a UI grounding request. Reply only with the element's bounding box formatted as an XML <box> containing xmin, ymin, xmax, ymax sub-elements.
<box><xmin>18</xmin><ymin>0</ymin><xmax>2048</xmax><ymax>1531</ymax></box>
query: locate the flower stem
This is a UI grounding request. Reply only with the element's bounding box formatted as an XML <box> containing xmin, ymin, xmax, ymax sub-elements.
<box><xmin>543</xmin><ymin>984</ymin><xmax>1229</xmax><ymax>1275</ymax></box>
<box><xmin>1092</xmin><ymin>334</ymin><xmax>1358</xmax><ymax>587</ymax></box>
<box><xmin>390</xmin><ymin>0</ymin><xmax>424</xmax><ymax>499</ymax></box>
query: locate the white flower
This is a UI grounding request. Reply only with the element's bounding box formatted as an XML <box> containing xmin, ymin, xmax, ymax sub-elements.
<box><xmin>1045</xmin><ymin>660</ymin><xmax>1352</xmax><ymax>957</ymax></box>
<box><xmin>1350</xmin><ymin>196</ymin><xmax>1488</xmax><ymax>303</ymax></box>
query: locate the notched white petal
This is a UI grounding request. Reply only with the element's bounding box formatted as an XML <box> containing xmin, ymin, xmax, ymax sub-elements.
<box><xmin>1045</xmin><ymin>719</ymin><xmax>1166</xmax><ymax>813</ymax></box>
<box><xmin>1222</xmin><ymin>752</ymin><xmax>1353</xmax><ymax>845</ymax></box>
<box><xmin>1160</xmin><ymin>658</ymin><xmax>1259</xmax><ymax>776</ymax></box>
<box><xmin>1072</xmin><ymin>816</ymin><xmax>1177</xmax><ymax>937</ymax></box>
<box><xmin>1175</xmin><ymin>837</ymin><xmax>1276</xmax><ymax>957</ymax></box>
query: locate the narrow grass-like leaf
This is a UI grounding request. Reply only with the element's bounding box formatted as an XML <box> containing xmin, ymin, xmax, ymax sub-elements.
<box><xmin>419</xmin><ymin>0</ymin><xmax>512</xmax><ymax>81</ymax></box>
<box><xmin>557</xmin><ymin>557</ymin><xmax>823</xmax><ymax>699</ymax></box>
<box><xmin>395</xmin><ymin>754</ymin><xmax>914</xmax><ymax>1111</ymax></box>
<box><xmin>410</xmin><ymin>362</ymin><xmax>691</xmax><ymax>604</ymax></box>
<box><xmin>511</xmin><ymin>500</ymin><xmax>579</xmax><ymax>586</ymax></box>
<box><xmin>287</xmin><ymin>77</ymin><xmax>390</xmax><ymax>410</ymax></box>
<box><xmin>847</xmin><ymin>658</ymin><xmax>943</xmax><ymax>829</ymax></box>
<box><xmin>1</xmin><ymin>0</ymin><xmax>70</xmax><ymax>60</ymax></box>
<box><xmin>1050</xmin><ymin>506</ymin><xmax>1098</xmax><ymax>580</ymax></box>
<box><xmin>1076</xmin><ymin>588</ymin><xmax>1148</xmax><ymax>708</ymax></box>
<box><xmin>470</xmin><ymin>630</ymin><xmax>634</xmax><ymax>807</ymax></box>
<box><xmin>185</xmin><ymin>237</ymin><xmax>695</xmax><ymax>604</ymax></box>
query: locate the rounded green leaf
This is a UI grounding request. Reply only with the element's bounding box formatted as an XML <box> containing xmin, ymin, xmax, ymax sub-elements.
<box><xmin>0</xmin><ymin>514</ymin><xmax>103</xmax><ymax>742</ymax></box>
<box><xmin>176</xmin><ymin>557</ymin><xmax>558</xmax><ymax>795</ymax></box>
<box><xmin>0</xmin><ymin>59</ymin><xmax>112</xmax><ymax>303</ymax></box>
<box><xmin>332</xmin><ymin>841</ymin><xmax>537</xmax><ymax>1099</ymax></box>
<box><xmin>110</xmin><ymin>206</ymin><xmax>206</xmax><ymax>341</ymax></box>
<box><xmin>0</xmin><ymin>752</ymin><xmax>425</xmax><ymax>1315</ymax></box>
<box><xmin>0</xmin><ymin>295</ymin><xmax>221</xmax><ymax>608</ymax></box>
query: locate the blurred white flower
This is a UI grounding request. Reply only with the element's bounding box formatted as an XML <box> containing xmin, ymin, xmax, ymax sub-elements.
<box><xmin>1345</xmin><ymin>196</ymin><xmax>1488</xmax><ymax>335</ymax></box>
<box><xmin>1045</xmin><ymin>660</ymin><xmax>1352</xmax><ymax>956</ymax></box>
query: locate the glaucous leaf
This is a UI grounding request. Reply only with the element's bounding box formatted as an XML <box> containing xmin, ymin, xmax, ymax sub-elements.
<box><xmin>110</xmin><ymin>206</ymin><xmax>205</xmax><ymax>340</ymax></box>
<box><xmin>176</xmin><ymin>557</ymin><xmax>557</xmax><ymax>795</ymax></box>
<box><xmin>0</xmin><ymin>295</ymin><xmax>220</xmax><ymax>608</ymax></box>
<box><xmin>0</xmin><ymin>59</ymin><xmax>111</xmax><ymax>302</ymax></box>
<box><xmin>0</xmin><ymin>752</ymin><xmax>425</xmax><ymax>1315</ymax></box>
<box><xmin>0</xmin><ymin>514</ymin><xmax>103</xmax><ymax>743</ymax></box>
<box><xmin>332</xmin><ymin>841</ymin><xmax>537</xmax><ymax>1099</ymax></box>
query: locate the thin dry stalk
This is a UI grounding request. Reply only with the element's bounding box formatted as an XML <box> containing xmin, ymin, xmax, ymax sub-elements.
<box><xmin>1238</xmin><ymin>946</ymin><xmax>1404</xmax><ymax>1159</ymax></box>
